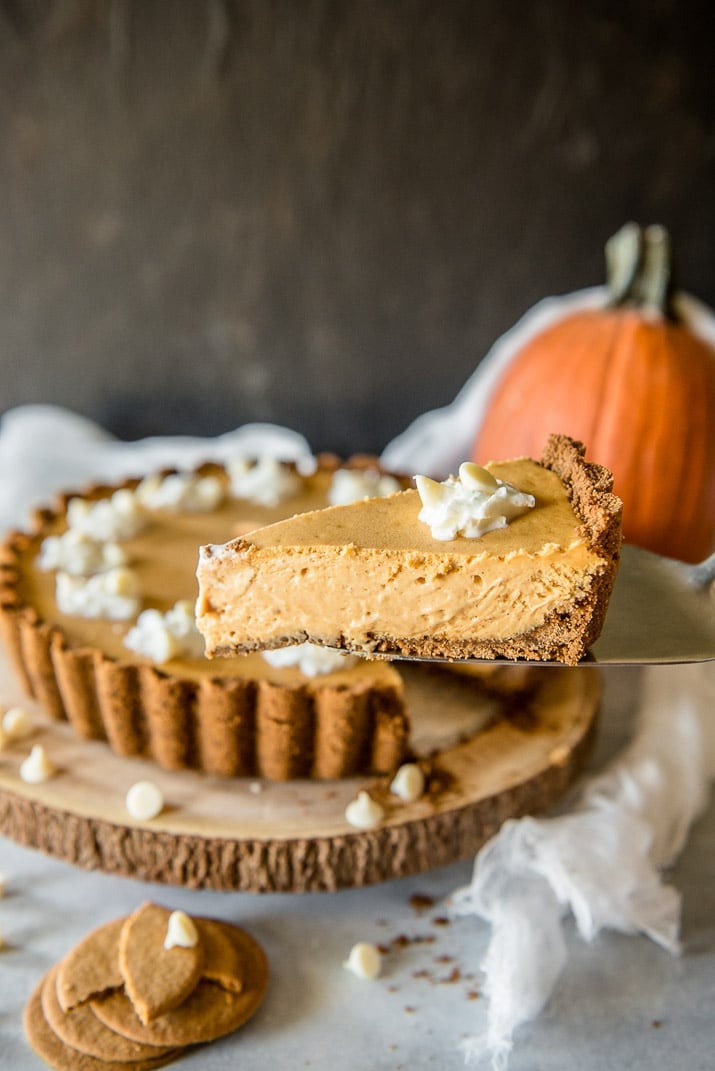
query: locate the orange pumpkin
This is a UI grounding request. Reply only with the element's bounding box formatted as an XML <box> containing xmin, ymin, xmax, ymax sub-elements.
<box><xmin>473</xmin><ymin>224</ymin><xmax>715</xmax><ymax>564</ymax></box>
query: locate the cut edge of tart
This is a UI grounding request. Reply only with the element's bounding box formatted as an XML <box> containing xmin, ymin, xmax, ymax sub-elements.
<box><xmin>0</xmin><ymin>457</ymin><xmax>414</xmax><ymax>781</ymax></box>
<box><xmin>196</xmin><ymin>435</ymin><xmax>623</xmax><ymax>667</ymax></box>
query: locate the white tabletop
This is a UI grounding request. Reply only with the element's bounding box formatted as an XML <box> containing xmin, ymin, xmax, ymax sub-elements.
<box><xmin>2</xmin><ymin>667</ymin><xmax>713</xmax><ymax>1070</ymax></box>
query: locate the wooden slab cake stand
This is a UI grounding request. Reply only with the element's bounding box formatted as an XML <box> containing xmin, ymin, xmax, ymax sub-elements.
<box><xmin>0</xmin><ymin>646</ymin><xmax>600</xmax><ymax>893</ymax></box>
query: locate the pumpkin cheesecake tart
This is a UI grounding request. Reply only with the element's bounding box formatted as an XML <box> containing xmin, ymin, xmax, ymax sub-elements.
<box><xmin>197</xmin><ymin>435</ymin><xmax>622</xmax><ymax>666</ymax></box>
<box><xmin>0</xmin><ymin>457</ymin><xmax>419</xmax><ymax>780</ymax></box>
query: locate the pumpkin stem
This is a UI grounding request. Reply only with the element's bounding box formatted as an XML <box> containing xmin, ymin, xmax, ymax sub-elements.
<box><xmin>605</xmin><ymin>222</ymin><xmax>676</xmax><ymax>320</ymax></box>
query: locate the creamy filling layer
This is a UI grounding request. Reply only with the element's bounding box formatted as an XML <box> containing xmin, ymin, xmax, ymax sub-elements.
<box><xmin>198</xmin><ymin>541</ymin><xmax>603</xmax><ymax>654</ymax></box>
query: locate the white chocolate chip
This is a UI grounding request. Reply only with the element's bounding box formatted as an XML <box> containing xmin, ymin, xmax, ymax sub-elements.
<box><xmin>19</xmin><ymin>744</ymin><xmax>56</xmax><ymax>784</ymax></box>
<box><xmin>125</xmin><ymin>781</ymin><xmax>164</xmax><ymax>821</ymax></box>
<box><xmin>344</xmin><ymin>790</ymin><xmax>384</xmax><ymax>830</ymax></box>
<box><xmin>343</xmin><ymin>942</ymin><xmax>382</xmax><ymax>980</ymax></box>
<box><xmin>390</xmin><ymin>763</ymin><xmax>426</xmax><ymax>803</ymax></box>
<box><xmin>164</xmin><ymin>910</ymin><xmax>199</xmax><ymax>950</ymax></box>
<box><xmin>458</xmin><ymin>461</ymin><xmax>498</xmax><ymax>492</ymax></box>
<box><xmin>414</xmin><ymin>474</ymin><xmax>444</xmax><ymax>511</ymax></box>
<box><xmin>2</xmin><ymin>706</ymin><xmax>33</xmax><ymax>741</ymax></box>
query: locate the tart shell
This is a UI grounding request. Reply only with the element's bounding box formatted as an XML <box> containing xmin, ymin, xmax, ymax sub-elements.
<box><xmin>0</xmin><ymin>461</ymin><xmax>409</xmax><ymax>781</ymax></box>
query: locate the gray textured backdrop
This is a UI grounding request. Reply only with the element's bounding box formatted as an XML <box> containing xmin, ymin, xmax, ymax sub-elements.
<box><xmin>1</xmin><ymin>0</ymin><xmax>713</xmax><ymax>454</ymax></box>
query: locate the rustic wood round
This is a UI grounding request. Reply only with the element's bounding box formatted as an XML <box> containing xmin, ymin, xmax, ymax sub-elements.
<box><xmin>0</xmin><ymin>663</ymin><xmax>599</xmax><ymax>893</ymax></box>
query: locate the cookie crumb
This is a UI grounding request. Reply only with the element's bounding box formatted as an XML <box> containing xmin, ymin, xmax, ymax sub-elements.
<box><xmin>408</xmin><ymin>893</ymin><xmax>435</xmax><ymax>912</ymax></box>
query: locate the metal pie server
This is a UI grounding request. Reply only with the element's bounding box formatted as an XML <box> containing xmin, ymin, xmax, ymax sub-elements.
<box><xmin>377</xmin><ymin>545</ymin><xmax>715</xmax><ymax>668</ymax></box>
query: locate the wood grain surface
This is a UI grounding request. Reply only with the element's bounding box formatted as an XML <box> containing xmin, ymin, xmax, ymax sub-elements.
<box><xmin>0</xmin><ymin>653</ymin><xmax>600</xmax><ymax>892</ymax></box>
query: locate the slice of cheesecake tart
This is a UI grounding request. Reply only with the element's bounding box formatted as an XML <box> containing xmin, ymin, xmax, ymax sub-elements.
<box><xmin>196</xmin><ymin>435</ymin><xmax>622</xmax><ymax>667</ymax></box>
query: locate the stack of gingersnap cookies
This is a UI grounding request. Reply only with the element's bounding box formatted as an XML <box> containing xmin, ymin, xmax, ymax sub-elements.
<box><xmin>23</xmin><ymin>901</ymin><xmax>269</xmax><ymax>1070</ymax></box>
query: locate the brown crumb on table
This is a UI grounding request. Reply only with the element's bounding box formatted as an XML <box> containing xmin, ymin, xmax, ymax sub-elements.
<box><xmin>431</xmin><ymin>916</ymin><xmax>450</xmax><ymax>927</ymax></box>
<box><xmin>466</xmin><ymin>990</ymin><xmax>481</xmax><ymax>1001</ymax></box>
<box><xmin>409</xmin><ymin>893</ymin><xmax>435</xmax><ymax>912</ymax></box>
<box><xmin>391</xmin><ymin>933</ymin><xmax>436</xmax><ymax>949</ymax></box>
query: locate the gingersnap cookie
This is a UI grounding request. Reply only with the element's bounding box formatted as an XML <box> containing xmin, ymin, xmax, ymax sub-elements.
<box><xmin>23</xmin><ymin>974</ymin><xmax>179</xmax><ymax>1071</ymax></box>
<box><xmin>195</xmin><ymin>917</ymin><xmax>244</xmax><ymax>993</ymax></box>
<box><xmin>56</xmin><ymin>917</ymin><xmax>125</xmax><ymax>1013</ymax></box>
<box><xmin>119</xmin><ymin>903</ymin><xmax>203</xmax><ymax>1024</ymax></box>
<box><xmin>91</xmin><ymin>925</ymin><xmax>268</xmax><ymax>1047</ymax></box>
<box><xmin>41</xmin><ymin>963</ymin><xmax>176</xmax><ymax>1064</ymax></box>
